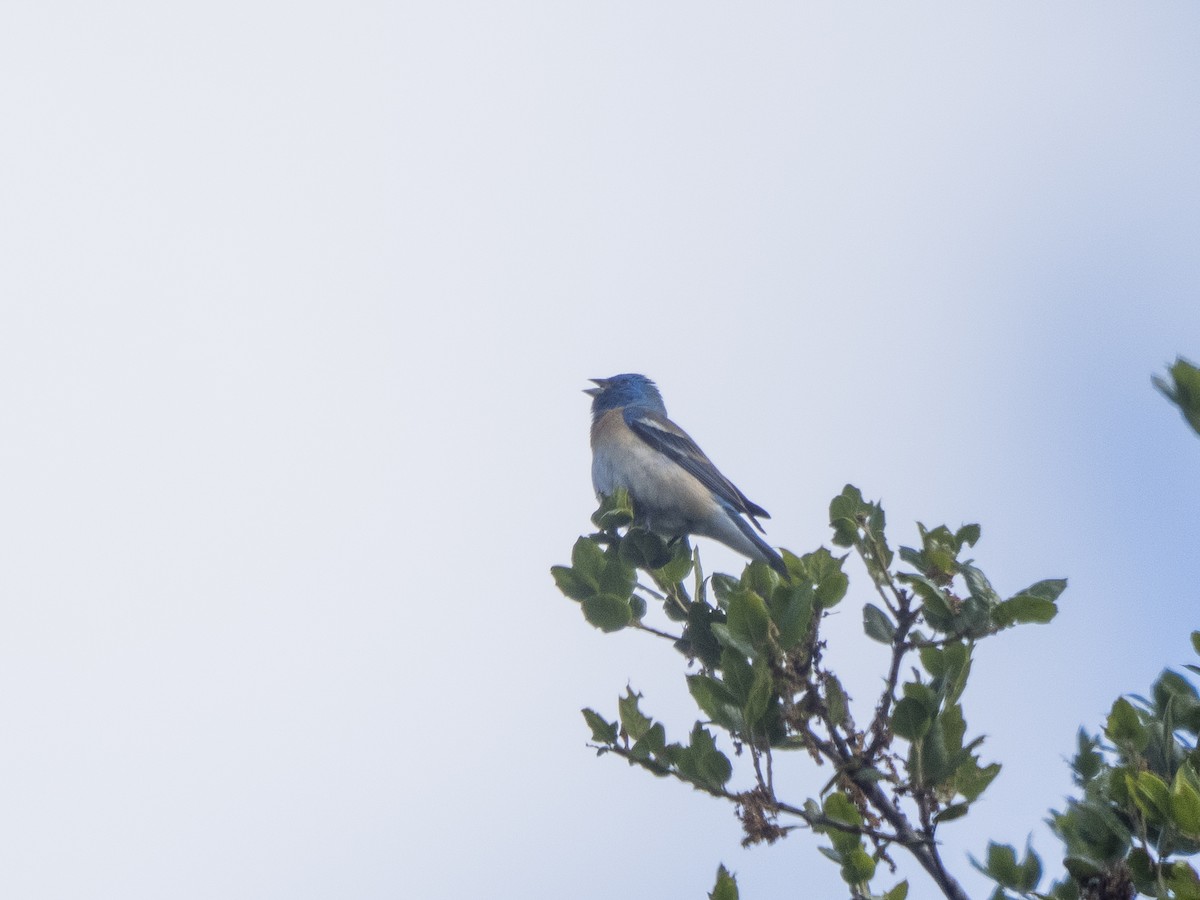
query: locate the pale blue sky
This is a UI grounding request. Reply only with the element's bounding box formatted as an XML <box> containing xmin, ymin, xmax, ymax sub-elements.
<box><xmin>1</xmin><ymin>3</ymin><xmax>1198</xmax><ymax>898</ymax></box>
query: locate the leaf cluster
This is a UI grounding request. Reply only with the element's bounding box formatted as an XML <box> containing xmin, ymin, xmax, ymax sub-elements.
<box><xmin>1154</xmin><ymin>357</ymin><xmax>1200</xmax><ymax>437</ymax></box>
<box><xmin>978</xmin><ymin>634</ymin><xmax>1200</xmax><ymax>900</ymax></box>
<box><xmin>552</xmin><ymin>485</ymin><xmax>1067</xmax><ymax>899</ymax></box>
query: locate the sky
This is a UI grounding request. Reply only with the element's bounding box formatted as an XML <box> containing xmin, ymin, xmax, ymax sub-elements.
<box><xmin>1</xmin><ymin>3</ymin><xmax>1198</xmax><ymax>898</ymax></box>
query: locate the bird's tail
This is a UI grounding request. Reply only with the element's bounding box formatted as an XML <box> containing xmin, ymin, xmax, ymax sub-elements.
<box><xmin>730</xmin><ymin>514</ymin><xmax>789</xmax><ymax>578</ymax></box>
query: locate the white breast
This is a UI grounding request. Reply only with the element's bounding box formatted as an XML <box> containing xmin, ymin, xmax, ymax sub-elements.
<box><xmin>590</xmin><ymin>410</ymin><xmax>719</xmax><ymax>534</ymax></box>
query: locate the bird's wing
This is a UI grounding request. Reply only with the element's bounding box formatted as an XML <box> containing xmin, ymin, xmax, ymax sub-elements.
<box><xmin>625</xmin><ymin>408</ymin><xmax>771</xmax><ymax>530</ymax></box>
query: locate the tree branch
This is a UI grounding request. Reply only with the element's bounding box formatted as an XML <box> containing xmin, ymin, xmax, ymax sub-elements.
<box><xmin>798</xmin><ymin>718</ymin><xmax>970</xmax><ymax>900</ymax></box>
<box><xmin>596</xmin><ymin>743</ymin><xmax>915</xmax><ymax>847</ymax></box>
<box><xmin>856</xmin><ymin>780</ymin><xmax>971</xmax><ymax>900</ymax></box>
<box><xmin>862</xmin><ymin>604</ymin><xmax>919</xmax><ymax>764</ymax></box>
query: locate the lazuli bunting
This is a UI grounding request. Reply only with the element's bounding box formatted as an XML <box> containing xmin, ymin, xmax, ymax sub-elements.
<box><xmin>585</xmin><ymin>373</ymin><xmax>787</xmax><ymax>576</ymax></box>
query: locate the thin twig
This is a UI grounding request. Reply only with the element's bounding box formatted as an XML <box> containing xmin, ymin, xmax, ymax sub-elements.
<box><xmin>630</xmin><ymin>621</ymin><xmax>682</xmax><ymax>642</ymax></box>
<box><xmin>862</xmin><ymin>606</ymin><xmax>918</xmax><ymax>764</ymax></box>
<box><xmin>635</xmin><ymin>580</ymin><xmax>667</xmax><ymax>601</ymax></box>
<box><xmin>596</xmin><ymin>743</ymin><xmax>916</xmax><ymax>846</ymax></box>
<box><xmin>765</xmin><ymin>743</ymin><xmax>775</xmax><ymax>796</ymax></box>
<box><xmin>749</xmin><ymin>742</ymin><xmax>767</xmax><ymax>794</ymax></box>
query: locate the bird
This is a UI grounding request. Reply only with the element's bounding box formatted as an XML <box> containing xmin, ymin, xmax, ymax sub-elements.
<box><xmin>585</xmin><ymin>373</ymin><xmax>787</xmax><ymax>576</ymax></box>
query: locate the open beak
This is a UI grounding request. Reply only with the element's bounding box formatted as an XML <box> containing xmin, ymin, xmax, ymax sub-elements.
<box><xmin>583</xmin><ymin>377</ymin><xmax>607</xmax><ymax>397</ymax></box>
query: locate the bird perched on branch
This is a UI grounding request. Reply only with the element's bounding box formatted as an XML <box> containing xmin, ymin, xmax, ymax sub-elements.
<box><xmin>585</xmin><ymin>373</ymin><xmax>787</xmax><ymax>576</ymax></box>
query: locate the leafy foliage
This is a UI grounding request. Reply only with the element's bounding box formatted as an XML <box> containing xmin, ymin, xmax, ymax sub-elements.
<box><xmin>553</xmin><ymin>484</ymin><xmax>1066</xmax><ymax>899</ymax></box>
<box><xmin>977</xmin><ymin>642</ymin><xmax>1200</xmax><ymax>900</ymax></box>
<box><xmin>1154</xmin><ymin>357</ymin><xmax>1200</xmax><ymax>437</ymax></box>
<box><xmin>710</xmin><ymin>864</ymin><xmax>740</xmax><ymax>900</ymax></box>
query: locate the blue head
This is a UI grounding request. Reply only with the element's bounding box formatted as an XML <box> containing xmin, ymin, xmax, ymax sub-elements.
<box><xmin>585</xmin><ymin>373</ymin><xmax>667</xmax><ymax>419</ymax></box>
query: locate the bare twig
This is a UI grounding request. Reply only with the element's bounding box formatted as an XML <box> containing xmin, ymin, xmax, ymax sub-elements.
<box><xmin>629</xmin><ymin>620</ymin><xmax>682</xmax><ymax>642</ymax></box>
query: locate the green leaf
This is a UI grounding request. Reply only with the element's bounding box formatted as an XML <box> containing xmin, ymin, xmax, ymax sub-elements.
<box><xmin>709</xmin><ymin>864</ymin><xmax>739</xmax><ymax>900</ymax></box>
<box><xmin>771</xmin><ymin>581</ymin><xmax>814</xmax><ymax>650</ymax></box>
<box><xmin>823</xmin><ymin>791</ymin><xmax>863</xmax><ymax>826</ymax></box>
<box><xmin>993</xmin><ymin>595</ymin><xmax>1057</xmax><ymax>627</ymax></box>
<box><xmin>943</xmin><ymin>642</ymin><xmax>972</xmax><ymax>704</ymax></box>
<box><xmin>1072</xmin><ymin>730</ymin><xmax>1102</xmax><ymax>782</ymax></box>
<box><xmin>618</xmin><ymin>689</ymin><xmax>653</xmax><ymax>741</ymax></box>
<box><xmin>720</xmin><ymin>648</ymin><xmax>755</xmax><ymax>703</ymax></box>
<box><xmin>920</xmin><ymin>641</ymin><xmax>971</xmax><ymax>704</ymax></box>
<box><xmin>815</xmin><ymin>570</ymin><xmax>850</xmax><ymax>609</ymax></box>
<box><xmin>741</xmin><ymin>560</ymin><xmax>780</xmax><ymax>598</ymax></box>
<box><xmin>899</xmin><ymin>573</ymin><xmax>956</xmax><ymax>631</ymax></box>
<box><xmin>1062</xmin><ymin>856</ymin><xmax>1102</xmax><ymax>880</ymax></box>
<box><xmin>1165</xmin><ymin>861</ymin><xmax>1200</xmax><ymax>900</ymax></box>
<box><xmin>902</xmin><ymin>681</ymin><xmax>938</xmax><ymax>708</ymax></box>
<box><xmin>985</xmin><ymin>842</ymin><xmax>1021</xmax><ymax>889</ymax></box>
<box><xmin>828</xmin><ymin>827</ymin><xmax>862</xmax><ymax>855</ymax></box>
<box><xmin>1020</xmin><ymin>578</ymin><xmax>1068</xmax><ymax>603</ymax></box>
<box><xmin>581</xmin><ymin>708</ymin><xmax>618</xmax><ymax>744</ymax></box>
<box><xmin>1133</xmin><ymin>771</ymin><xmax>1175</xmax><ymax>833</ymax></box>
<box><xmin>581</xmin><ymin>594</ymin><xmax>632</xmax><ymax>632</ymax></box>
<box><xmin>617</xmin><ymin>527</ymin><xmax>673</xmax><ymax>570</ymax></box>
<box><xmin>915</xmin><ymin>523</ymin><xmax>959</xmax><ymax>576</ymax></box>
<box><xmin>630</xmin><ymin>721</ymin><xmax>666</xmax><ymax>760</ymax></box>
<box><xmin>840</xmin><ymin>847</ymin><xmax>876</xmax><ymax>884</ymax></box>
<box><xmin>821</xmin><ymin>792</ymin><xmax>863</xmax><ymax>855</ymax></box>
<box><xmin>710</xmin><ymin>623</ymin><xmax>758</xmax><ymax>660</ymax></box>
<box><xmin>825</xmin><ymin>674</ymin><xmax>848</xmax><ymax>727</ymax></box>
<box><xmin>892</xmin><ymin>697</ymin><xmax>932</xmax><ymax>741</ymax></box>
<box><xmin>863</xmin><ymin>603</ymin><xmax>897</xmax><ymax>643</ymax></box>
<box><xmin>711</xmin><ymin>574</ymin><xmax>739</xmax><ymax>608</ymax></box>
<box><xmin>956</xmin><ymin>524</ymin><xmax>981</xmax><ymax>548</ymax></box>
<box><xmin>655</xmin><ymin>538</ymin><xmax>695</xmax><ymax>584</ymax></box>
<box><xmin>958</xmin><ymin>761</ymin><xmax>1001</xmax><ymax>802</ymax></box>
<box><xmin>699</xmin><ymin>747</ymin><xmax>733</xmax><ymax>788</ymax></box>
<box><xmin>1153</xmin><ymin>668</ymin><xmax>1200</xmax><ymax>713</ymax></box>
<box><xmin>551</xmin><ymin>565</ymin><xmax>594</xmax><ymax>601</ymax></box>
<box><xmin>688</xmin><ymin>675</ymin><xmax>744</xmax><ymax>733</ymax></box>
<box><xmin>1154</xmin><ymin>356</ymin><xmax>1200</xmax><ymax>436</ymax></box>
<box><xmin>1106</xmin><ymin>697</ymin><xmax>1149</xmax><ymax>751</ymax></box>
<box><xmin>941</xmin><ymin>702</ymin><xmax>967</xmax><ymax>754</ymax></box>
<box><xmin>816</xmin><ymin>846</ymin><xmax>843</xmax><ymax>864</ymax></box>
<box><xmin>591</xmin><ymin>488</ymin><xmax>635</xmax><ymax>530</ymax></box>
<box><xmin>1173</xmin><ymin>768</ymin><xmax>1200</xmax><ymax>836</ymax></box>
<box><xmin>883</xmin><ymin>881</ymin><xmax>909</xmax><ymax>900</ymax></box>
<box><xmin>744</xmin><ymin>661</ymin><xmax>774</xmax><ymax>731</ymax></box>
<box><xmin>1107</xmin><ymin>765</ymin><xmax>1134</xmax><ymax>806</ymax></box>
<box><xmin>960</xmin><ymin>563</ymin><xmax>1000</xmax><ymax>605</ymax></box>
<box><xmin>1019</xmin><ymin>842</ymin><xmax>1043</xmax><ymax>892</ymax></box>
<box><xmin>935</xmin><ymin>802</ymin><xmax>970</xmax><ymax>823</ymax></box>
<box><xmin>792</xmin><ymin>546</ymin><xmax>845</xmax><ymax>584</ymax></box>
<box><xmin>915</xmin><ymin>714</ymin><xmax>953</xmax><ymax>785</ymax></box>
<box><xmin>829</xmin><ymin>486</ymin><xmax>892</xmax><ymax>581</ymax></box>
<box><xmin>676</xmin><ymin>724</ymin><xmax>733</xmax><ymax>790</ymax></box>
<box><xmin>919</xmin><ymin>645</ymin><xmax>947</xmax><ymax>678</ymax></box>
<box><xmin>726</xmin><ymin>587</ymin><xmax>771</xmax><ymax>649</ymax></box>
<box><xmin>678</xmin><ymin>602</ymin><xmax>723</xmax><ymax>668</ymax></box>
<box><xmin>1128</xmin><ymin>847</ymin><xmax>1157</xmax><ymax>895</ymax></box>
<box><xmin>1192</xmin><ymin>631</ymin><xmax>1200</xmax><ymax>657</ymax></box>
<box><xmin>571</xmin><ymin>535</ymin><xmax>607</xmax><ymax>578</ymax></box>
<box><xmin>1058</xmin><ymin>800</ymin><xmax>1131</xmax><ymax>862</ymax></box>
<box><xmin>597</xmin><ymin>553</ymin><xmax>636</xmax><ymax>599</ymax></box>
<box><xmin>829</xmin><ymin>484</ymin><xmax>868</xmax><ymax>548</ymax></box>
